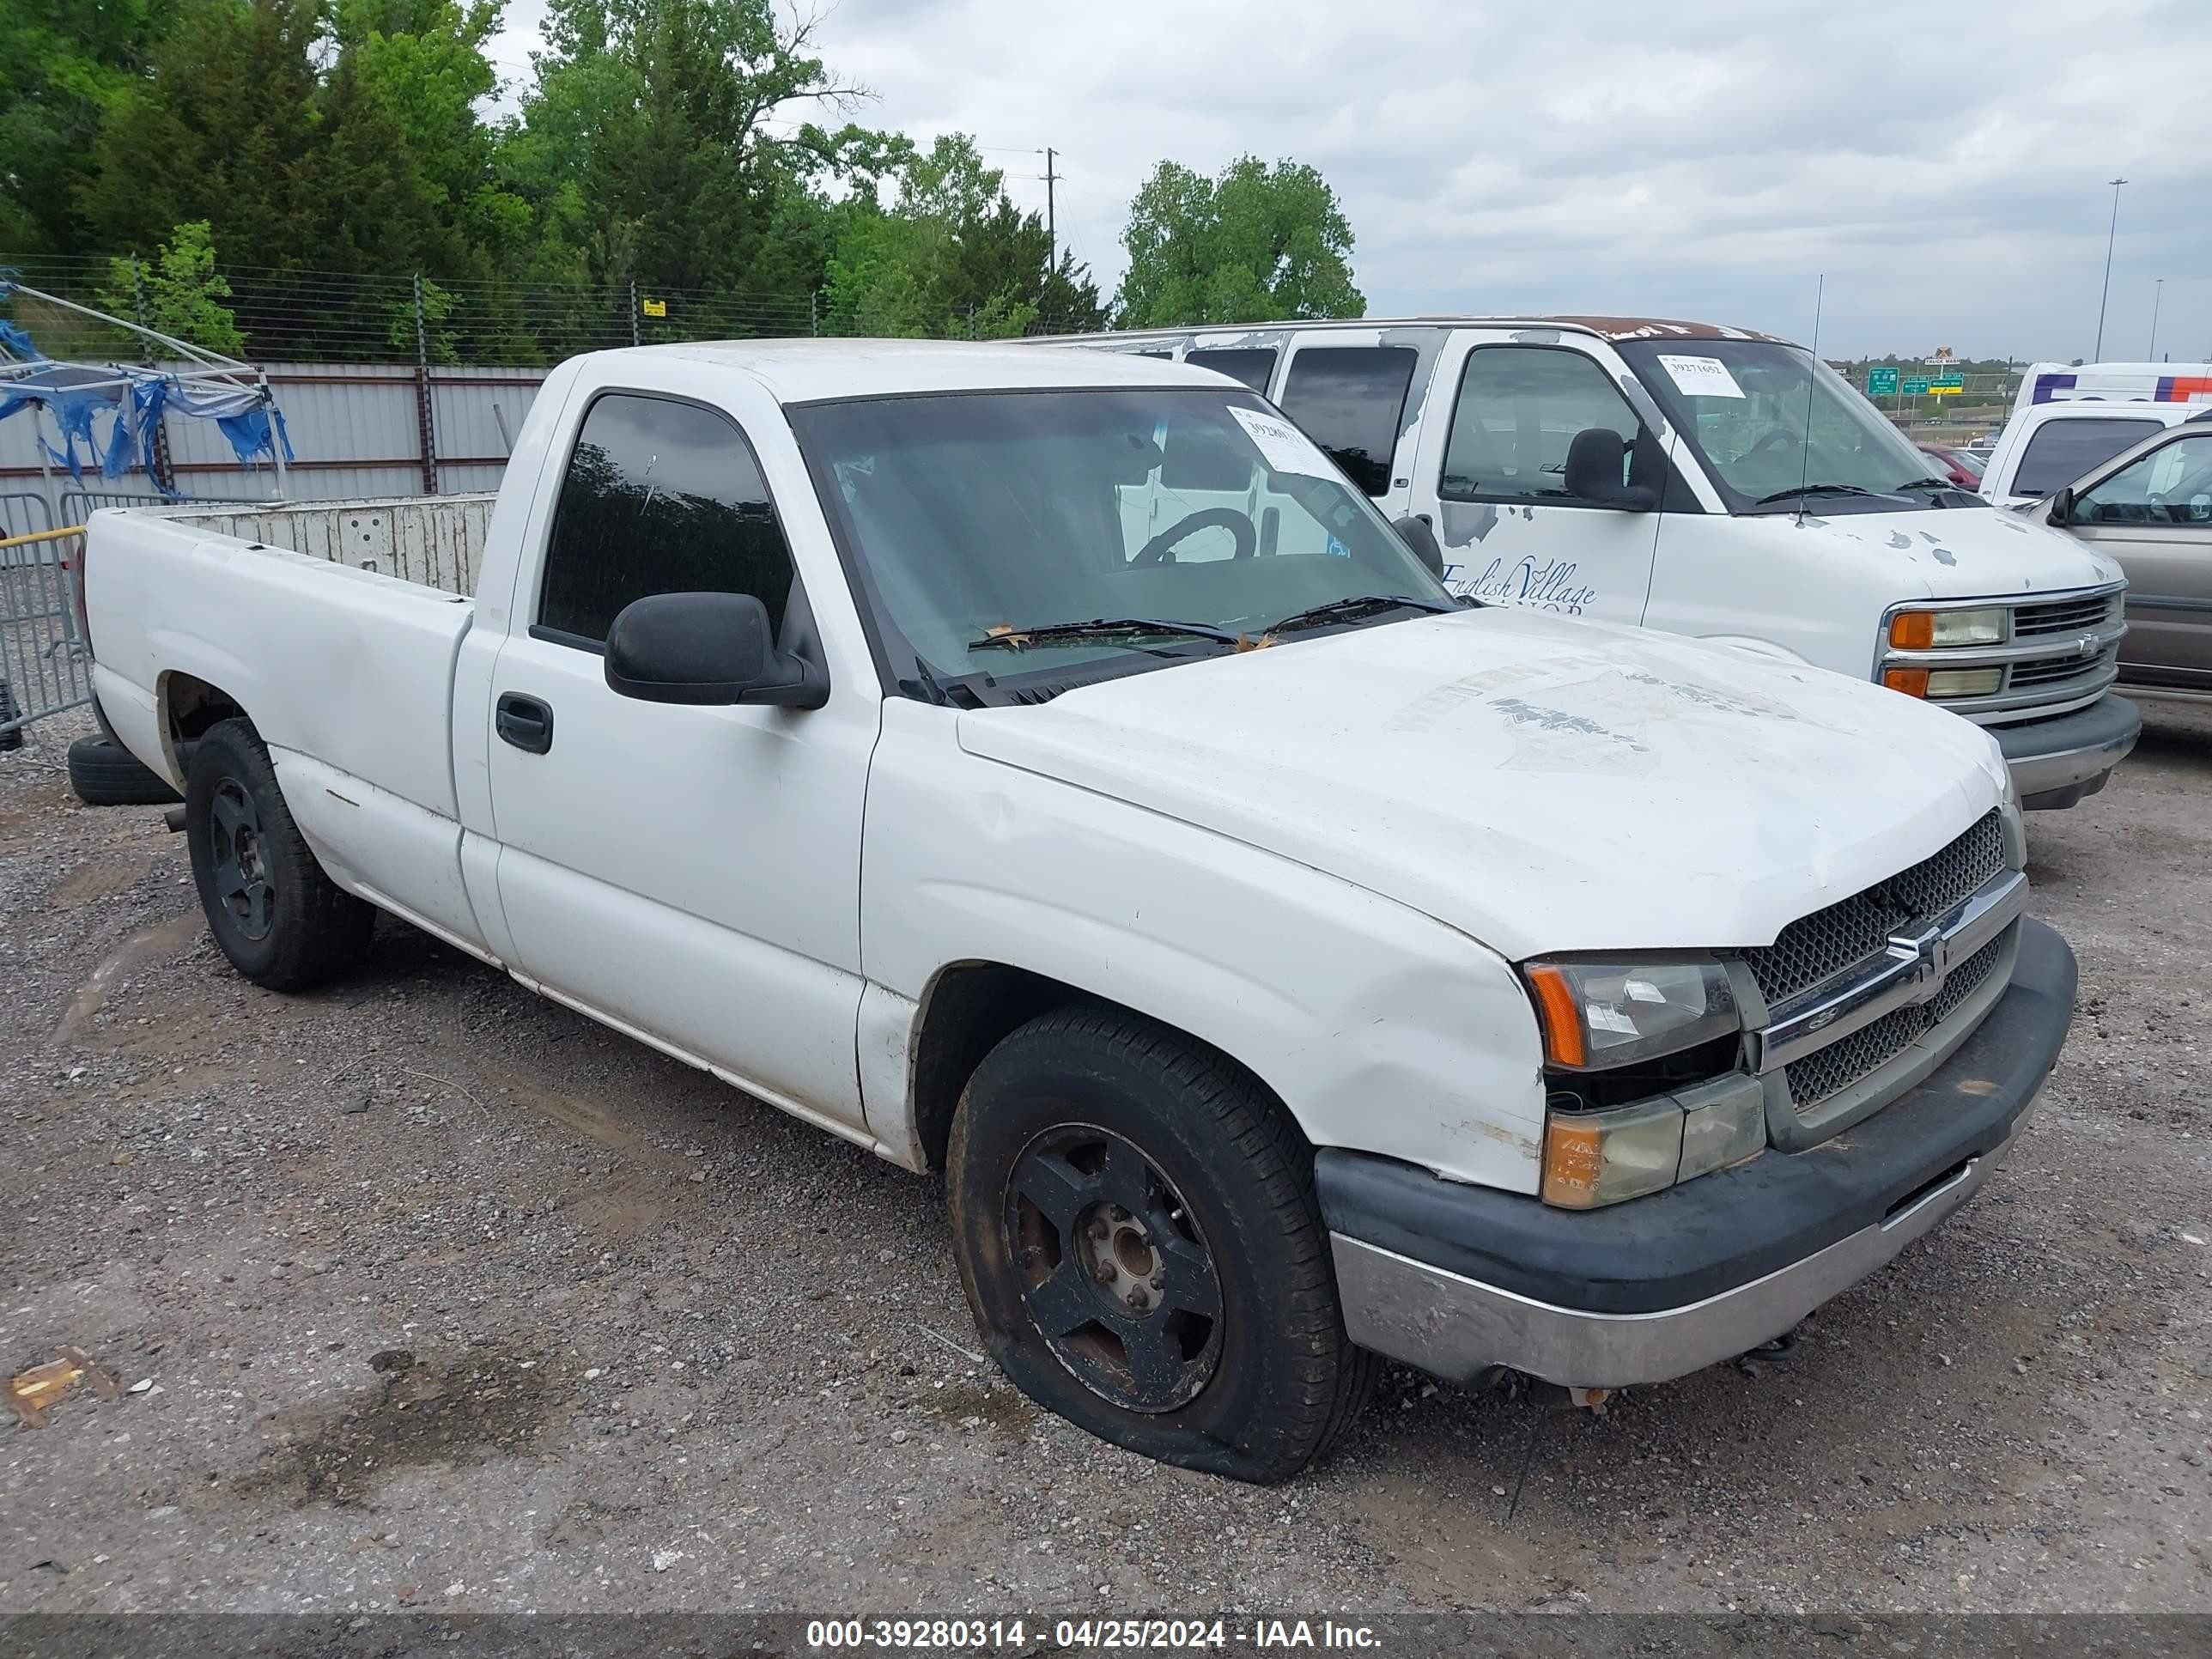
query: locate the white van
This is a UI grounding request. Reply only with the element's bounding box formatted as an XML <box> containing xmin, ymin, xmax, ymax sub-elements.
<box><xmin>1982</xmin><ymin>362</ymin><xmax>2212</xmax><ymax>507</ymax></box>
<box><xmin>1034</xmin><ymin>317</ymin><xmax>2140</xmax><ymax>809</ymax></box>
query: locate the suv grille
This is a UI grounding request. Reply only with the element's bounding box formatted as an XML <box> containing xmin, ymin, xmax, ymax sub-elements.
<box><xmin>1783</xmin><ymin>931</ymin><xmax>2009</xmax><ymax>1111</ymax></box>
<box><xmin>2013</xmin><ymin>592</ymin><xmax>2121</xmax><ymax>637</ymax></box>
<box><xmin>1743</xmin><ymin>811</ymin><xmax>2008</xmax><ymax>1007</ymax></box>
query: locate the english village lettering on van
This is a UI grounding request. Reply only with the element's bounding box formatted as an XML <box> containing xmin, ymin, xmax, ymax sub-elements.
<box><xmin>1448</xmin><ymin>555</ymin><xmax>1598</xmax><ymax>615</ymax></box>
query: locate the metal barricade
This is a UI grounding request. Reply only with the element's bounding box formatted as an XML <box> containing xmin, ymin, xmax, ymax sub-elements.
<box><xmin>0</xmin><ymin>525</ymin><xmax>93</xmax><ymax>747</ymax></box>
<box><xmin>0</xmin><ymin>491</ymin><xmax>57</xmax><ymax>541</ymax></box>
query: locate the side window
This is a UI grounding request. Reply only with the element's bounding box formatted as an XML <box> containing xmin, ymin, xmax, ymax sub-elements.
<box><xmin>1441</xmin><ymin>347</ymin><xmax>1644</xmax><ymax>505</ymax></box>
<box><xmin>2076</xmin><ymin>434</ymin><xmax>2212</xmax><ymax>526</ymax></box>
<box><xmin>1276</xmin><ymin>346</ymin><xmax>1417</xmax><ymax>497</ymax></box>
<box><xmin>2013</xmin><ymin>417</ymin><xmax>2162</xmax><ymax>499</ymax></box>
<box><xmin>538</xmin><ymin>393</ymin><xmax>795</xmax><ymax>647</ymax></box>
<box><xmin>1187</xmin><ymin>347</ymin><xmax>1278</xmax><ymax>394</ymax></box>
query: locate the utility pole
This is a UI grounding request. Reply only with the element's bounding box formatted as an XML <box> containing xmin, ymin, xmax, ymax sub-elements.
<box><xmin>2094</xmin><ymin>177</ymin><xmax>2126</xmax><ymax>361</ymax></box>
<box><xmin>2148</xmin><ymin>277</ymin><xmax>2164</xmax><ymax>361</ymax></box>
<box><xmin>1042</xmin><ymin>147</ymin><xmax>1059</xmax><ymax>265</ymax></box>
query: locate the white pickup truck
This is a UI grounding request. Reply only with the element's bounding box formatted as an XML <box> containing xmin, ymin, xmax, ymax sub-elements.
<box><xmin>82</xmin><ymin>342</ymin><xmax>2075</xmax><ymax>1483</ymax></box>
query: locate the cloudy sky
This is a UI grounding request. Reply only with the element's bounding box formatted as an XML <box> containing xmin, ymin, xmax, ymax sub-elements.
<box><xmin>489</xmin><ymin>0</ymin><xmax>2210</xmax><ymax>363</ymax></box>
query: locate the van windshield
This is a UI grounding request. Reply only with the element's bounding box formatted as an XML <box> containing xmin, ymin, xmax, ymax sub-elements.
<box><xmin>1618</xmin><ymin>339</ymin><xmax>1969</xmax><ymax>514</ymax></box>
<box><xmin>789</xmin><ymin>388</ymin><xmax>1454</xmax><ymax>707</ymax></box>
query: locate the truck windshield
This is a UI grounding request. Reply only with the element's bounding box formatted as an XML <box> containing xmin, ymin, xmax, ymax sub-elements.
<box><xmin>1617</xmin><ymin>339</ymin><xmax>1966</xmax><ymax>515</ymax></box>
<box><xmin>790</xmin><ymin>388</ymin><xmax>1454</xmax><ymax>705</ymax></box>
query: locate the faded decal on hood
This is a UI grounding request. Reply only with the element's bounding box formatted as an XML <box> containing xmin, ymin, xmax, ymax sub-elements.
<box><xmin>1386</xmin><ymin>656</ymin><xmax>1803</xmax><ymax>775</ymax></box>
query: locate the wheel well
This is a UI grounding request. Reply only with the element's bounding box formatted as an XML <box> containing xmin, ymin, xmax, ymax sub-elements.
<box><xmin>908</xmin><ymin>964</ymin><xmax>1089</xmax><ymax>1173</ymax></box>
<box><xmin>162</xmin><ymin>672</ymin><xmax>249</xmax><ymax>747</ymax></box>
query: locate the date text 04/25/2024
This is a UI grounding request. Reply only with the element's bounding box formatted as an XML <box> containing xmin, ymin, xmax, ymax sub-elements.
<box><xmin>805</xmin><ymin>1618</ymin><xmax>1382</xmax><ymax>1650</ymax></box>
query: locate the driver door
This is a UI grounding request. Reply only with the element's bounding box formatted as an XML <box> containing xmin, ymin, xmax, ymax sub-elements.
<box><xmin>1403</xmin><ymin>335</ymin><xmax>1664</xmax><ymax>621</ymax></box>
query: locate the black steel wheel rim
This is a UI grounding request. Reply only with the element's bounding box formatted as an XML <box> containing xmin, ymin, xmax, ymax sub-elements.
<box><xmin>208</xmin><ymin>778</ymin><xmax>276</xmax><ymax>940</ymax></box>
<box><xmin>1003</xmin><ymin>1122</ymin><xmax>1223</xmax><ymax>1414</ymax></box>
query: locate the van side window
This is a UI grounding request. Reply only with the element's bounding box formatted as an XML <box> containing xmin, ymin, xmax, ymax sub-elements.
<box><xmin>1277</xmin><ymin>346</ymin><xmax>1417</xmax><ymax>497</ymax></box>
<box><xmin>538</xmin><ymin>392</ymin><xmax>795</xmax><ymax>648</ymax></box>
<box><xmin>2014</xmin><ymin>416</ymin><xmax>2163</xmax><ymax>499</ymax></box>
<box><xmin>1441</xmin><ymin>347</ymin><xmax>1647</xmax><ymax>507</ymax></box>
<box><xmin>1187</xmin><ymin>348</ymin><xmax>1278</xmax><ymax>394</ymax></box>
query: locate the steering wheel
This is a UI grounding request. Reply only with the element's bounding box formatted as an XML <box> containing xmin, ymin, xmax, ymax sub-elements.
<box><xmin>1744</xmin><ymin>428</ymin><xmax>1802</xmax><ymax>459</ymax></box>
<box><xmin>1132</xmin><ymin>507</ymin><xmax>1259</xmax><ymax>566</ymax></box>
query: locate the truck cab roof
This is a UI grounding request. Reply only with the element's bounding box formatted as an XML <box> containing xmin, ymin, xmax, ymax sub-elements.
<box><xmin>634</xmin><ymin>337</ymin><xmax>1235</xmax><ymax>404</ymax></box>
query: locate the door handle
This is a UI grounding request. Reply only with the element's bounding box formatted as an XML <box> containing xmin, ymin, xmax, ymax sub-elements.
<box><xmin>495</xmin><ymin>692</ymin><xmax>554</xmax><ymax>755</ymax></box>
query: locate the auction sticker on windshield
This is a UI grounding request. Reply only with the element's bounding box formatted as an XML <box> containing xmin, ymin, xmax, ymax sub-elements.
<box><xmin>1656</xmin><ymin>354</ymin><xmax>1747</xmax><ymax>399</ymax></box>
<box><xmin>1230</xmin><ymin>404</ymin><xmax>1330</xmax><ymax>477</ymax></box>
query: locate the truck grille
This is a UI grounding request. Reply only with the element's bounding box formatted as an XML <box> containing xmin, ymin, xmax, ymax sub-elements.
<box><xmin>1742</xmin><ymin>811</ymin><xmax>2009</xmax><ymax>1007</ymax></box>
<box><xmin>1782</xmin><ymin>931</ymin><xmax>2009</xmax><ymax>1111</ymax></box>
<box><xmin>2010</xmin><ymin>646</ymin><xmax>2119</xmax><ymax>690</ymax></box>
<box><xmin>2013</xmin><ymin>592</ymin><xmax>2121</xmax><ymax>637</ymax></box>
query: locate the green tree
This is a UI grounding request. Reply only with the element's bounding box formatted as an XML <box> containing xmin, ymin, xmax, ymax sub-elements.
<box><xmin>76</xmin><ymin>0</ymin><xmax>327</xmax><ymax>261</ymax></box>
<box><xmin>507</xmin><ymin>0</ymin><xmax>862</xmax><ymax>296</ymax></box>
<box><xmin>1115</xmin><ymin>156</ymin><xmax>1364</xmax><ymax>328</ymax></box>
<box><xmin>0</xmin><ymin>0</ymin><xmax>165</xmax><ymax>255</ymax></box>
<box><xmin>821</xmin><ymin>135</ymin><xmax>1103</xmax><ymax>338</ymax></box>
<box><xmin>96</xmin><ymin>220</ymin><xmax>246</xmax><ymax>355</ymax></box>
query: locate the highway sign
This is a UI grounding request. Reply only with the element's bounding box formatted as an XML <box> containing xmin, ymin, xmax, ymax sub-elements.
<box><xmin>1901</xmin><ymin>376</ymin><xmax>1932</xmax><ymax>396</ymax></box>
<box><xmin>1867</xmin><ymin>367</ymin><xmax>1899</xmax><ymax>395</ymax></box>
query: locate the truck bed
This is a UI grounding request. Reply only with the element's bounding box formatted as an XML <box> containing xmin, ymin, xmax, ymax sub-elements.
<box><xmin>84</xmin><ymin>497</ymin><xmax>489</xmax><ymax>951</ymax></box>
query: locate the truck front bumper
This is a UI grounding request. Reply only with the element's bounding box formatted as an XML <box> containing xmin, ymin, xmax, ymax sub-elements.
<box><xmin>1990</xmin><ymin>693</ymin><xmax>2139</xmax><ymax>810</ymax></box>
<box><xmin>1316</xmin><ymin>917</ymin><xmax>2076</xmax><ymax>1392</ymax></box>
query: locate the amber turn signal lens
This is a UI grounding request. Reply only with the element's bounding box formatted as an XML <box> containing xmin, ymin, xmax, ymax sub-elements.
<box><xmin>1525</xmin><ymin>963</ymin><xmax>1587</xmax><ymax>1068</ymax></box>
<box><xmin>1884</xmin><ymin>666</ymin><xmax>1930</xmax><ymax>696</ymax></box>
<box><xmin>1889</xmin><ymin>612</ymin><xmax>1936</xmax><ymax>650</ymax></box>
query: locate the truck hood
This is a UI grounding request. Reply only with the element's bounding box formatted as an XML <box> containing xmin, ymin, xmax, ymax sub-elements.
<box><xmin>1796</xmin><ymin>502</ymin><xmax>2124</xmax><ymax>596</ymax></box>
<box><xmin>956</xmin><ymin>609</ymin><xmax>2011</xmax><ymax>962</ymax></box>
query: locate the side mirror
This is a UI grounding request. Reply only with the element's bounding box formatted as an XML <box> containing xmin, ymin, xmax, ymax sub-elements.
<box><xmin>1392</xmin><ymin>513</ymin><xmax>1445</xmax><ymax>579</ymax></box>
<box><xmin>605</xmin><ymin>591</ymin><xmax>828</xmax><ymax>709</ymax></box>
<box><xmin>2046</xmin><ymin>486</ymin><xmax>2075</xmax><ymax>527</ymax></box>
<box><xmin>1564</xmin><ymin>427</ymin><xmax>1657</xmax><ymax>511</ymax></box>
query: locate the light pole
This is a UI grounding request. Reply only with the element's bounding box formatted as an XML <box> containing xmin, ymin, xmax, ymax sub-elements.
<box><xmin>2149</xmin><ymin>277</ymin><xmax>2164</xmax><ymax>361</ymax></box>
<box><xmin>2093</xmin><ymin>177</ymin><xmax>2126</xmax><ymax>360</ymax></box>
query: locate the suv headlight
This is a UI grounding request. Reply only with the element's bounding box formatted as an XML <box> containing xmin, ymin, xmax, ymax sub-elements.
<box><xmin>1522</xmin><ymin>958</ymin><xmax>1761</xmax><ymax>1209</ymax></box>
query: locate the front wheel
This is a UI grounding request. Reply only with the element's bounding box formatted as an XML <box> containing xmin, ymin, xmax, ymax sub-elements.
<box><xmin>185</xmin><ymin>718</ymin><xmax>375</xmax><ymax>990</ymax></box>
<box><xmin>949</xmin><ymin>1006</ymin><xmax>1377</xmax><ymax>1483</ymax></box>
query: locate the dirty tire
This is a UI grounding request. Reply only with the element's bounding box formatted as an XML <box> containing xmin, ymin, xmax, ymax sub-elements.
<box><xmin>950</xmin><ymin>1005</ymin><xmax>1378</xmax><ymax>1483</ymax></box>
<box><xmin>66</xmin><ymin>735</ymin><xmax>181</xmax><ymax>805</ymax></box>
<box><xmin>185</xmin><ymin>717</ymin><xmax>374</xmax><ymax>990</ymax></box>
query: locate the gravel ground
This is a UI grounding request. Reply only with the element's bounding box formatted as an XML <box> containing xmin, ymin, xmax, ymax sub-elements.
<box><xmin>1</xmin><ymin>705</ymin><xmax>2207</xmax><ymax>1618</ymax></box>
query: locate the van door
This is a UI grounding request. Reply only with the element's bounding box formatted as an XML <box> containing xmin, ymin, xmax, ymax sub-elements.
<box><xmin>2064</xmin><ymin>428</ymin><xmax>2212</xmax><ymax>694</ymax></box>
<box><xmin>1403</xmin><ymin>335</ymin><xmax>1666</xmax><ymax>622</ymax></box>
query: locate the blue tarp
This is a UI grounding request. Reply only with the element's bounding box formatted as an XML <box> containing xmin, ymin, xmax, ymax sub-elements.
<box><xmin>0</xmin><ymin>290</ymin><xmax>289</xmax><ymax>489</ymax></box>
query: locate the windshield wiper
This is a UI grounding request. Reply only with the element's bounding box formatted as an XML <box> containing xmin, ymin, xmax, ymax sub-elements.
<box><xmin>969</xmin><ymin>617</ymin><xmax>1242</xmax><ymax>653</ymax></box>
<box><xmin>1750</xmin><ymin>483</ymin><xmax>1887</xmax><ymax>506</ymax></box>
<box><xmin>1266</xmin><ymin>593</ymin><xmax>1461</xmax><ymax>635</ymax></box>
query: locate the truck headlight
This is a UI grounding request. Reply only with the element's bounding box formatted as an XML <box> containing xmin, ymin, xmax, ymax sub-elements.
<box><xmin>1889</xmin><ymin>607</ymin><xmax>2005</xmax><ymax>649</ymax></box>
<box><xmin>1523</xmin><ymin>959</ymin><xmax>1758</xmax><ymax>1209</ymax></box>
<box><xmin>1523</xmin><ymin>959</ymin><xmax>1737</xmax><ymax>1070</ymax></box>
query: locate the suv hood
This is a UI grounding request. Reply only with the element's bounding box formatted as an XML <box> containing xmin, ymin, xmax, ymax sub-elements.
<box><xmin>957</xmin><ymin>609</ymin><xmax>2010</xmax><ymax>962</ymax></box>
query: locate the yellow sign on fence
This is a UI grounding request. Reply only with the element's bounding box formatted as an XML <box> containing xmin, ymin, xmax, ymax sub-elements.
<box><xmin>641</xmin><ymin>297</ymin><xmax>667</xmax><ymax>319</ymax></box>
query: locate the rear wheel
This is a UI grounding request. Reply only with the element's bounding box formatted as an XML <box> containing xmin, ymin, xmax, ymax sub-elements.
<box><xmin>949</xmin><ymin>1006</ymin><xmax>1376</xmax><ymax>1483</ymax></box>
<box><xmin>185</xmin><ymin>718</ymin><xmax>374</xmax><ymax>990</ymax></box>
